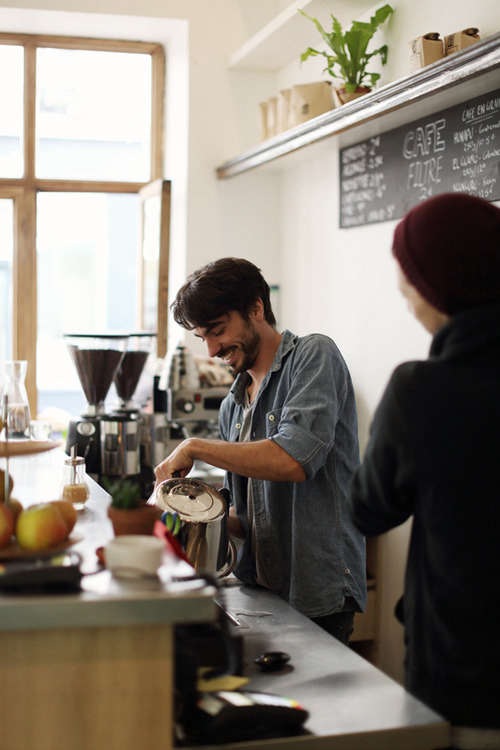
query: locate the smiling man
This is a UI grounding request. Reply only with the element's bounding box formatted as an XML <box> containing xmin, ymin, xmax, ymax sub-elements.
<box><xmin>154</xmin><ymin>257</ymin><xmax>366</xmax><ymax>642</ymax></box>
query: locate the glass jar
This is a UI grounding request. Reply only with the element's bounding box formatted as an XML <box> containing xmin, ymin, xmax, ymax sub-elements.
<box><xmin>2</xmin><ymin>360</ymin><xmax>31</xmax><ymax>439</ymax></box>
<box><xmin>61</xmin><ymin>455</ymin><xmax>89</xmax><ymax>510</ymax></box>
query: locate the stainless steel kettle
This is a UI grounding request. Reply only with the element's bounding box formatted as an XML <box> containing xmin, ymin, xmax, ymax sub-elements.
<box><xmin>155</xmin><ymin>477</ymin><xmax>236</xmax><ymax>577</ymax></box>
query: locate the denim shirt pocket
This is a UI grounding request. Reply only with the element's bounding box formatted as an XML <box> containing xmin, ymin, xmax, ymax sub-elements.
<box><xmin>265</xmin><ymin>408</ymin><xmax>282</xmax><ymax>438</ymax></box>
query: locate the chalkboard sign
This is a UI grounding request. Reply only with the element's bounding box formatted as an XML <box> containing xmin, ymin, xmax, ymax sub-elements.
<box><xmin>339</xmin><ymin>87</ymin><xmax>500</xmax><ymax>228</ymax></box>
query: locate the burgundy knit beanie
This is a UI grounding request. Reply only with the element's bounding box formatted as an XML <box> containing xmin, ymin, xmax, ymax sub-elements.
<box><xmin>392</xmin><ymin>193</ymin><xmax>500</xmax><ymax>314</ymax></box>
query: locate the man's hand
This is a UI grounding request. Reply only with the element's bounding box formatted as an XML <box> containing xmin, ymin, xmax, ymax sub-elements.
<box><xmin>154</xmin><ymin>439</ymin><xmax>195</xmax><ymax>484</ymax></box>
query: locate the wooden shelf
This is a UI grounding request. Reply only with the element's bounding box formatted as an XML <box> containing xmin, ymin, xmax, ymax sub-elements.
<box><xmin>217</xmin><ymin>32</ymin><xmax>500</xmax><ymax>179</ymax></box>
<box><xmin>228</xmin><ymin>0</ymin><xmax>374</xmax><ymax>72</ymax></box>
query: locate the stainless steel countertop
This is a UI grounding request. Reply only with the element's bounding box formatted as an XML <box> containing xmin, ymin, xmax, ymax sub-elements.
<box><xmin>194</xmin><ymin>580</ymin><xmax>450</xmax><ymax>749</ymax></box>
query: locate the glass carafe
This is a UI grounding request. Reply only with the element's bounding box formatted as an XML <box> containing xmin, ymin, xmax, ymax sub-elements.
<box><xmin>3</xmin><ymin>361</ymin><xmax>31</xmax><ymax>439</ymax></box>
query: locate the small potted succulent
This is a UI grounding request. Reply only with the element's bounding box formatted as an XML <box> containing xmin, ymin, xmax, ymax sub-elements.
<box><xmin>104</xmin><ymin>478</ymin><xmax>162</xmax><ymax>536</ymax></box>
<box><xmin>299</xmin><ymin>4</ymin><xmax>394</xmax><ymax>105</ymax></box>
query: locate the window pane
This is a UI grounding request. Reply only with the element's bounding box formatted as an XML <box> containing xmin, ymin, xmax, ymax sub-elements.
<box><xmin>0</xmin><ymin>200</ymin><xmax>14</xmax><ymax>371</ymax></box>
<box><xmin>37</xmin><ymin>192</ymin><xmax>140</xmax><ymax>415</ymax></box>
<box><xmin>0</xmin><ymin>46</ymin><xmax>24</xmax><ymax>177</ymax></box>
<box><xmin>36</xmin><ymin>48</ymin><xmax>152</xmax><ymax>181</ymax></box>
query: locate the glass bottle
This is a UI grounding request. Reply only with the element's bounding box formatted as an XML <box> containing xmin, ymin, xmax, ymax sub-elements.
<box><xmin>61</xmin><ymin>455</ymin><xmax>89</xmax><ymax>510</ymax></box>
<box><xmin>3</xmin><ymin>361</ymin><xmax>31</xmax><ymax>439</ymax></box>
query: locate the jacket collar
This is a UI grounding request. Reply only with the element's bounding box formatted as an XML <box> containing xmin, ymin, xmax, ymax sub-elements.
<box><xmin>230</xmin><ymin>329</ymin><xmax>297</xmax><ymax>405</ymax></box>
<box><xmin>430</xmin><ymin>301</ymin><xmax>500</xmax><ymax>360</ymax></box>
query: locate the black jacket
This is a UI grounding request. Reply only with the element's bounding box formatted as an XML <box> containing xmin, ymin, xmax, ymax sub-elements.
<box><xmin>350</xmin><ymin>301</ymin><xmax>500</xmax><ymax>727</ymax></box>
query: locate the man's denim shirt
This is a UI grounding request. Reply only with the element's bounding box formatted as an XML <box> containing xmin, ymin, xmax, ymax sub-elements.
<box><xmin>219</xmin><ymin>330</ymin><xmax>367</xmax><ymax>618</ymax></box>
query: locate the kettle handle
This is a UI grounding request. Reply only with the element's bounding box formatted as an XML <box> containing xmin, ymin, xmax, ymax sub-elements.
<box><xmin>217</xmin><ymin>538</ymin><xmax>236</xmax><ymax>578</ymax></box>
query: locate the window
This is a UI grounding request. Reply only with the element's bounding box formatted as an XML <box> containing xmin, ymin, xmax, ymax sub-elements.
<box><xmin>0</xmin><ymin>198</ymin><xmax>14</xmax><ymax>362</ymax></box>
<box><xmin>0</xmin><ymin>45</ymin><xmax>23</xmax><ymax>177</ymax></box>
<box><xmin>0</xmin><ymin>32</ymin><xmax>166</xmax><ymax>415</ymax></box>
<box><xmin>35</xmin><ymin>48</ymin><xmax>152</xmax><ymax>181</ymax></box>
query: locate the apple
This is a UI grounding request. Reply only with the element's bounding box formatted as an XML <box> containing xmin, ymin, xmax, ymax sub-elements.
<box><xmin>6</xmin><ymin>498</ymin><xmax>23</xmax><ymax>526</ymax></box>
<box><xmin>50</xmin><ymin>500</ymin><xmax>77</xmax><ymax>534</ymax></box>
<box><xmin>16</xmin><ymin>503</ymin><xmax>68</xmax><ymax>551</ymax></box>
<box><xmin>0</xmin><ymin>469</ymin><xmax>14</xmax><ymax>503</ymax></box>
<box><xmin>0</xmin><ymin>503</ymin><xmax>14</xmax><ymax>548</ymax></box>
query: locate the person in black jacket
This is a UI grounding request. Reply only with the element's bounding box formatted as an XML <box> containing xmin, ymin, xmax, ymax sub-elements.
<box><xmin>350</xmin><ymin>192</ymin><xmax>500</xmax><ymax>750</ymax></box>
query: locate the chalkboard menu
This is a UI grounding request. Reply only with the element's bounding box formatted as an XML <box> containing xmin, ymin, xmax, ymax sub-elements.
<box><xmin>339</xmin><ymin>87</ymin><xmax>500</xmax><ymax>228</ymax></box>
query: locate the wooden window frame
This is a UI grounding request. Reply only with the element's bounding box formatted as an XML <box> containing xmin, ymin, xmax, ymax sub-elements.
<box><xmin>0</xmin><ymin>32</ymin><xmax>165</xmax><ymax>412</ymax></box>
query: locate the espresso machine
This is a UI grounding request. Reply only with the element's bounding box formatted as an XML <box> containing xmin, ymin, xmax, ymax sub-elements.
<box><xmin>152</xmin><ymin>345</ymin><xmax>232</xmax><ymax>481</ymax></box>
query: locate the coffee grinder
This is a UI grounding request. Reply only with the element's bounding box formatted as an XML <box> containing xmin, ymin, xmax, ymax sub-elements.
<box><xmin>113</xmin><ymin>333</ymin><xmax>156</xmax><ymax>413</ymax></box>
<box><xmin>109</xmin><ymin>332</ymin><xmax>157</xmax><ymax>495</ymax></box>
<box><xmin>64</xmin><ymin>333</ymin><xmax>128</xmax><ymax>480</ymax></box>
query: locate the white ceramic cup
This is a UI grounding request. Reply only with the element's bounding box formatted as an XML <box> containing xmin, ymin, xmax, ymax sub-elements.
<box><xmin>105</xmin><ymin>535</ymin><xmax>165</xmax><ymax>579</ymax></box>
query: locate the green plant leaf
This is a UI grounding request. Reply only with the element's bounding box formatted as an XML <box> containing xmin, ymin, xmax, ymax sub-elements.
<box><xmin>329</xmin><ymin>15</ymin><xmax>351</xmax><ymax>77</ymax></box>
<box><xmin>345</xmin><ymin>26</ymin><xmax>373</xmax><ymax>85</ymax></box>
<box><xmin>103</xmin><ymin>477</ymin><xmax>142</xmax><ymax>509</ymax></box>
<box><xmin>300</xmin><ymin>46</ymin><xmax>326</xmax><ymax>62</ymax></box>
<box><xmin>368</xmin><ymin>71</ymin><xmax>381</xmax><ymax>87</ymax></box>
<box><xmin>299</xmin><ymin>3</ymin><xmax>393</xmax><ymax>92</ymax></box>
<box><xmin>369</xmin><ymin>4</ymin><xmax>394</xmax><ymax>31</ymax></box>
<box><xmin>364</xmin><ymin>44</ymin><xmax>389</xmax><ymax>66</ymax></box>
<box><xmin>343</xmin><ymin>81</ymin><xmax>359</xmax><ymax>93</ymax></box>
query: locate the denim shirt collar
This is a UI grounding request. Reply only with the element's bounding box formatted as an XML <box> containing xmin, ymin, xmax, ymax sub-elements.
<box><xmin>230</xmin><ymin>330</ymin><xmax>298</xmax><ymax>406</ymax></box>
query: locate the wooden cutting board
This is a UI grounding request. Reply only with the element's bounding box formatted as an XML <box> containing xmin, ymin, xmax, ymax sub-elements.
<box><xmin>0</xmin><ymin>439</ymin><xmax>63</xmax><ymax>458</ymax></box>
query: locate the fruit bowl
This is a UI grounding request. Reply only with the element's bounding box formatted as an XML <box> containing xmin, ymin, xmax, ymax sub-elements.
<box><xmin>0</xmin><ymin>534</ymin><xmax>82</xmax><ymax>560</ymax></box>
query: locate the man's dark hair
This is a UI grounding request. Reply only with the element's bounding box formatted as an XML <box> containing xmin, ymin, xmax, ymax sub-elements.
<box><xmin>171</xmin><ymin>257</ymin><xmax>276</xmax><ymax>329</ymax></box>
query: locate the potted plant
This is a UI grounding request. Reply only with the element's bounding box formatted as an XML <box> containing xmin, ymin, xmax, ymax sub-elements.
<box><xmin>104</xmin><ymin>478</ymin><xmax>162</xmax><ymax>536</ymax></box>
<box><xmin>299</xmin><ymin>4</ymin><xmax>394</xmax><ymax>105</ymax></box>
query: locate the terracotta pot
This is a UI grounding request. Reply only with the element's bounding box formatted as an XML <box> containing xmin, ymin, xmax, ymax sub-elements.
<box><xmin>335</xmin><ymin>85</ymin><xmax>371</xmax><ymax>105</ymax></box>
<box><xmin>107</xmin><ymin>503</ymin><xmax>162</xmax><ymax>537</ymax></box>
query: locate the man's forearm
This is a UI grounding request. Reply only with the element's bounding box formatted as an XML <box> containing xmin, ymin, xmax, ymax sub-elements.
<box><xmin>187</xmin><ymin>437</ymin><xmax>306</xmax><ymax>482</ymax></box>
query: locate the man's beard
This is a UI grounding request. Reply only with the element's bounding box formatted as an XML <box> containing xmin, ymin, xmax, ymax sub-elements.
<box><xmin>223</xmin><ymin>326</ymin><xmax>260</xmax><ymax>375</ymax></box>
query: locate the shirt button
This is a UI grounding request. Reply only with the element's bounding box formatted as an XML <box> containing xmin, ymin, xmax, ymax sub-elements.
<box><xmin>236</xmin><ymin>423</ymin><xmax>241</xmax><ymax>429</ymax></box>
<box><xmin>345</xmin><ymin>568</ymin><xmax>351</xmax><ymax>575</ymax></box>
<box><xmin>269</xmin><ymin>414</ymin><xmax>275</xmax><ymax>422</ymax></box>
